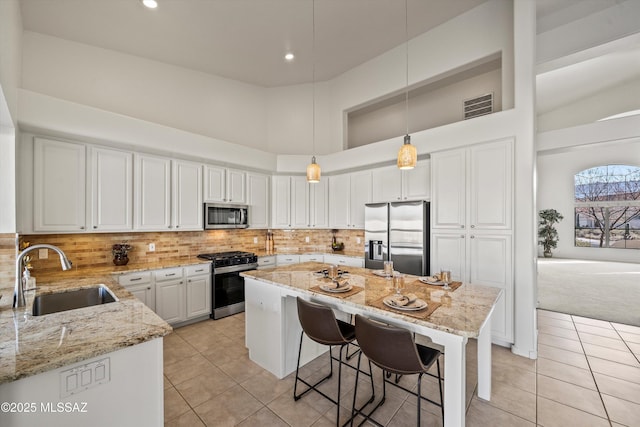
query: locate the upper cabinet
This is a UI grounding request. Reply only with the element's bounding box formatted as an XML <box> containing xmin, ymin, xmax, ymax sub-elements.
<box><xmin>271</xmin><ymin>176</ymin><xmax>328</xmax><ymax>229</ymax></box>
<box><xmin>328</xmin><ymin>171</ymin><xmax>371</xmax><ymax>229</ymax></box>
<box><xmin>246</xmin><ymin>172</ymin><xmax>270</xmax><ymax>229</ymax></box>
<box><xmin>371</xmin><ymin>161</ymin><xmax>430</xmax><ymax>203</ymax></box>
<box><xmin>172</xmin><ymin>160</ymin><xmax>203</xmax><ymax>231</ymax></box>
<box><xmin>134</xmin><ymin>154</ymin><xmax>172</xmax><ymax>231</ymax></box>
<box><xmin>309</xmin><ymin>179</ymin><xmax>329</xmax><ymax>228</ymax></box>
<box><xmin>33</xmin><ymin>138</ymin><xmax>86</xmax><ymax>232</ymax></box>
<box><xmin>204</xmin><ymin>165</ymin><xmax>246</xmax><ymax>204</ymax></box>
<box><xmin>89</xmin><ymin>146</ymin><xmax>133</xmax><ymax>232</ymax></box>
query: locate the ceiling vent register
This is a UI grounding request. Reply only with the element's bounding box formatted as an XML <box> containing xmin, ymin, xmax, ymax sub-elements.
<box><xmin>463</xmin><ymin>93</ymin><xmax>493</xmax><ymax>120</ymax></box>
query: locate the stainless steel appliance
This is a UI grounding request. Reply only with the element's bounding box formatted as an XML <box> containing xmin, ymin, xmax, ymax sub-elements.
<box><xmin>364</xmin><ymin>201</ymin><xmax>430</xmax><ymax>276</ymax></box>
<box><xmin>204</xmin><ymin>203</ymin><xmax>249</xmax><ymax>229</ymax></box>
<box><xmin>197</xmin><ymin>251</ymin><xmax>258</xmax><ymax>319</ymax></box>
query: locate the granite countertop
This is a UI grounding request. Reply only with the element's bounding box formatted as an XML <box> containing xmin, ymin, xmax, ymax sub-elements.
<box><xmin>0</xmin><ymin>274</ymin><xmax>172</xmax><ymax>385</ymax></box>
<box><xmin>254</xmin><ymin>249</ymin><xmax>363</xmax><ymax>258</ymax></box>
<box><xmin>242</xmin><ymin>262</ymin><xmax>502</xmax><ymax>338</ymax></box>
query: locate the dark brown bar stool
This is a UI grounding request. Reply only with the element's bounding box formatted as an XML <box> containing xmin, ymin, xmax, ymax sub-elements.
<box><xmin>351</xmin><ymin>314</ymin><xmax>444</xmax><ymax>426</ymax></box>
<box><xmin>294</xmin><ymin>298</ymin><xmax>374</xmax><ymax>426</ymax></box>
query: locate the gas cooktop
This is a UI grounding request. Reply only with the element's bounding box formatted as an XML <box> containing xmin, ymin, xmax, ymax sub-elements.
<box><xmin>197</xmin><ymin>251</ymin><xmax>258</xmax><ymax>268</ymax></box>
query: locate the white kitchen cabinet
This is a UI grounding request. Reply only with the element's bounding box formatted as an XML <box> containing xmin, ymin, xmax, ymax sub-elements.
<box><xmin>134</xmin><ymin>154</ymin><xmax>172</xmax><ymax>231</ymax></box>
<box><xmin>257</xmin><ymin>255</ymin><xmax>276</xmax><ymax>269</ymax></box>
<box><xmin>33</xmin><ymin>138</ymin><xmax>86</xmax><ymax>232</ymax></box>
<box><xmin>323</xmin><ymin>254</ymin><xmax>364</xmax><ymax>268</ymax></box>
<box><xmin>299</xmin><ymin>254</ymin><xmax>324</xmax><ymax>263</ymax></box>
<box><xmin>328</xmin><ymin>171</ymin><xmax>371</xmax><ymax>229</ymax></box>
<box><xmin>173</xmin><ymin>160</ymin><xmax>203</xmax><ymax>230</ymax></box>
<box><xmin>185</xmin><ymin>264</ymin><xmax>211</xmax><ymax>319</ymax></box>
<box><xmin>276</xmin><ymin>254</ymin><xmax>300</xmax><ymax>266</ymax></box>
<box><xmin>430</xmin><ymin>138</ymin><xmax>514</xmax><ymax>344</ymax></box>
<box><xmin>272</xmin><ymin>176</ymin><xmax>292</xmax><ymax>228</ymax></box>
<box><xmin>204</xmin><ymin>165</ymin><xmax>246</xmax><ymax>204</ymax></box>
<box><xmin>291</xmin><ymin>176</ymin><xmax>309</xmax><ymax>228</ymax></box>
<box><xmin>271</xmin><ymin>176</ymin><xmax>320</xmax><ymax>229</ymax></box>
<box><xmin>371</xmin><ymin>161</ymin><xmax>430</xmax><ymax>203</ymax></box>
<box><xmin>118</xmin><ymin>271</ymin><xmax>154</xmax><ymax>312</ymax></box>
<box><xmin>154</xmin><ymin>267</ymin><xmax>185</xmax><ymax>324</ymax></box>
<box><xmin>89</xmin><ymin>147</ymin><xmax>133</xmax><ymax>231</ymax></box>
<box><xmin>247</xmin><ymin>172</ymin><xmax>270</xmax><ymax>228</ymax></box>
<box><xmin>309</xmin><ymin>179</ymin><xmax>329</xmax><ymax>228</ymax></box>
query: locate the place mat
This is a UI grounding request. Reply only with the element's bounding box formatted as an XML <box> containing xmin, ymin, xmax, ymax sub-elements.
<box><xmin>413</xmin><ymin>280</ymin><xmax>463</xmax><ymax>292</ymax></box>
<box><xmin>368</xmin><ymin>294</ymin><xmax>441</xmax><ymax>320</ymax></box>
<box><xmin>310</xmin><ymin>284</ymin><xmax>364</xmax><ymax>299</ymax></box>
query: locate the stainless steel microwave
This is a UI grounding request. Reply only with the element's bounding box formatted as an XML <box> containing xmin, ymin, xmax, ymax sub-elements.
<box><xmin>204</xmin><ymin>203</ymin><xmax>249</xmax><ymax>229</ymax></box>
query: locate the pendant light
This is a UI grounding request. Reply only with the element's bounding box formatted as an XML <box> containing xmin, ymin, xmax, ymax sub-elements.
<box><xmin>397</xmin><ymin>0</ymin><xmax>417</xmax><ymax>170</ymax></box>
<box><xmin>306</xmin><ymin>0</ymin><xmax>321</xmax><ymax>183</ymax></box>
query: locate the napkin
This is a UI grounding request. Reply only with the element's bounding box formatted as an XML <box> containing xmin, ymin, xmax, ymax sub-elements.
<box><xmin>327</xmin><ymin>278</ymin><xmax>349</xmax><ymax>289</ymax></box>
<box><xmin>389</xmin><ymin>293</ymin><xmax>418</xmax><ymax>306</ymax></box>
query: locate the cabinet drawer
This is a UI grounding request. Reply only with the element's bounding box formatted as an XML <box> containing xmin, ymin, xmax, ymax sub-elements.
<box><xmin>155</xmin><ymin>267</ymin><xmax>184</xmax><ymax>281</ymax></box>
<box><xmin>118</xmin><ymin>271</ymin><xmax>152</xmax><ymax>286</ymax></box>
<box><xmin>258</xmin><ymin>256</ymin><xmax>276</xmax><ymax>266</ymax></box>
<box><xmin>300</xmin><ymin>254</ymin><xmax>324</xmax><ymax>263</ymax></box>
<box><xmin>276</xmin><ymin>255</ymin><xmax>300</xmax><ymax>265</ymax></box>
<box><xmin>185</xmin><ymin>264</ymin><xmax>211</xmax><ymax>276</ymax></box>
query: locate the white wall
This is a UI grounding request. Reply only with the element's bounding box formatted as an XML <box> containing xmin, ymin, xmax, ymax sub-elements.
<box><xmin>0</xmin><ymin>0</ymin><xmax>22</xmax><ymax>126</ymax></box>
<box><xmin>22</xmin><ymin>32</ymin><xmax>268</xmax><ymax>151</ymax></box>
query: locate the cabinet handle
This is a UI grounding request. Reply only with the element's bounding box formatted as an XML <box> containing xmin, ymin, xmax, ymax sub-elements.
<box><xmin>165</xmin><ymin>273</ymin><xmax>176</xmax><ymax>277</ymax></box>
<box><xmin>93</xmin><ymin>226</ymin><xmax>97</xmax><ymax>229</ymax></box>
<box><xmin>176</xmin><ymin>225</ymin><xmax>180</xmax><ymax>228</ymax></box>
<box><xmin>195</xmin><ymin>269</ymin><xmax>204</xmax><ymax>272</ymax></box>
<box><xmin>461</xmin><ymin>225</ymin><xmax>465</xmax><ymax>229</ymax></box>
<box><xmin>80</xmin><ymin>226</ymin><xmax>85</xmax><ymax>230</ymax></box>
<box><xmin>471</xmin><ymin>235</ymin><xmax>475</xmax><ymax>239</ymax></box>
<box><xmin>130</xmin><ymin>277</ymin><xmax>142</xmax><ymax>281</ymax></box>
<box><xmin>397</xmin><ymin>197</ymin><xmax>401</xmax><ymax>200</ymax></box>
<box><xmin>168</xmin><ymin>226</ymin><xmax>172</xmax><ymax>229</ymax></box>
<box><xmin>179</xmin><ymin>281</ymin><xmax>183</xmax><ymax>284</ymax></box>
<box><xmin>147</xmin><ymin>287</ymin><xmax>151</xmax><ymax>290</ymax></box>
<box><xmin>471</xmin><ymin>225</ymin><xmax>475</xmax><ymax>228</ymax></box>
<box><xmin>404</xmin><ymin>197</ymin><xmax>407</xmax><ymax>200</ymax></box>
<box><xmin>188</xmin><ymin>279</ymin><xmax>191</xmax><ymax>282</ymax></box>
<box><xmin>461</xmin><ymin>235</ymin><xmax>465</xmax><ymax>238</ymax></box>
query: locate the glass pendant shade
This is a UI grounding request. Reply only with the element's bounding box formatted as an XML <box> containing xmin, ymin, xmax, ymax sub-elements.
<box><xmin>397</xmin><ymin>134</ymin><xmax>417</xmax><ymax>170</ymax></box>
<box><xmin>306</xmin><ymin>156</ymin><xmax>321</xmax><ymax>183</ymax></box>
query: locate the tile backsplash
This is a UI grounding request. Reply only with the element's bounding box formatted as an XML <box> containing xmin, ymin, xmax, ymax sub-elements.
<box><xmin>19</xmin><ymin>229</ymin><xmax>364</xmax><ymax>275</ymax></box>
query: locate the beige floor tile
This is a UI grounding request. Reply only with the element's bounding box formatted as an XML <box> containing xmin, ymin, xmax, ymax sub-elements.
<box><xmin>240</xmin><ymin>369</ymin><xmax>295</xmax><ymax>404</ymax></box>
<box><xmin>602</xmin><ymin>394</ymin><xmax>640</xmax><ymax>427</ymax></box>
<box><xmin>491</xmin><ymin>362</ymin><xmax>536</xmax><ymax>393</ymax></box>
<box><xmin>217</xmin><ymin>353</ymin><xmax>267</xmax><ymax>383</ymax></box>
<box><xmin>164</xmin><ymin>353</ymin><xmax>220</xmax><ymax>385</ymax></box>
<box><xmin>386</xmin><ymin>399</ymin><xmax>443</xmax><ymax>427</ymax></box>
<box><xmin>575</xmin><ymin>323</ymin><xmax>621</xmax><ymax>339</ymax></box>
<box><xmin>536</xmin><ymin>357</ymin><xmax>596</xmax><ymax>390</ymax></box>
<box><xmin>164</xmin><ymin>387</ymin><xmax>192</xmax><ymax>422</ymax></box>
<box><xmin>267</xmin><ymin>389</ymin><xmax>324</xmax><ymax>426</ymax></box>
<box><xmin>466</xmin><ymin>398</ymin><xmax>534</xmax><ymax>427</ymax></box>
<box><xmin>612</xmin><ymin>322</ymin><xmax>640</xmax><ymax>335</ymax></box>
<box><xmin>619</xmin><ymin>331</ymin><xmax>640</xmax><ymax>344</ymax></box>
<box><xmin>164</xmin><ymin>409</ymin><xmax>205</xmax><ymax>427</ymax></box>
<box><xmin>593</xmin><ymin>372</ymin><xmax>640</xmax><ymax>404</ymax></box>
<box><xmin>582</xmin><ymin>343</ymin><xmax>639</xmax><ymax>367</ymax></box>
<box><xmin>194</xmin><ymin>384</ymin><xmax>263</xmax><ymax>426</ymax></box>
<box><xmin>163</xmin><ymin>333</ymin><xmax>199</xmax><ymax>366</ymax></box>
<box><xmin>578</xmin><ymin>331</ymin><xmax>629</xmax><ymax>351</ymax></box>
<box><xmin>174</xmin><ymin>368</ymin><xmax>237</xmax><ymax>407</ymax></box>
<box><xmin>588</xmin><ymin>355</ymin><xmax>640</xmax><ymax>385</ymax></box>
<box><xmin>537</xmin><ymin>310</ymin><xmax>572</xmax><ymax>321</ymax></box>
<box><xmin>538</xmin><ymin>332</ymin><xmax>584</xmax><ymax>353</ymax></box>
<box><xmin>572</xmin><ymin>315</ymin><xmax>614</xmax><ymax>329</ymax></box>
<box><xmin>236</xmin><ymin>407</ymin><xmax>288</xmax><ymax>427</ymax></box>
<box><xmin>537</xmin><ymin>316</ymin><xmax>575</xmax><ymax>331</ymax></box>
<box><xmin>537</xmin><ymin>375</ymin><xmax>607</xmax><ymax>418</ymax></box>
<box><xmin>491</xmin><ymin>344</ymin><xmax>536</xmax><ymax>373</ymax></box>
<box><xmin>626</xmin><ymin>341</ymin><xmax>640</xmax><ymax>357</ymax></box>
<box><xmin>538</xmin><ymin>324</ymin><xmax>580</xmax><ymax>341</ymax></box>
<box><xmin>537</xmin><ymin>343</ymin><xmax>589</xmax><ymax>370</ymax></box>
<box><xmin>482</xmin><ymin>379</ymin><xmax>536</xmax><ymax>422</ymax></box>
<box><xmin>537</xmin><ymin>396</ymin><xmax>609</xmax><ymax>427</ymax></box>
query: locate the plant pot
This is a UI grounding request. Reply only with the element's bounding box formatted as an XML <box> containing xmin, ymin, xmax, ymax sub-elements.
<box><xmin>113</xmin><ymin>255</ymin><xmax>129</xmax><ymax>266</ymax></box>
<box><xmin>543</xmin><ymin>249</ymin><xmax>552</xmax><ymax>258</ymax></box>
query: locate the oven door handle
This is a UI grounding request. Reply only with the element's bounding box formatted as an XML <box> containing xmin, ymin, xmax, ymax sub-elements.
<box><xmin>239</xmin><ymin>209</ymin><xmax>245</xmax><ymax>227</ymax></box>
<box><xmin>214</xmin><ymin>263</ymin><xmax>259</xmax><ymax>274</ymax></box>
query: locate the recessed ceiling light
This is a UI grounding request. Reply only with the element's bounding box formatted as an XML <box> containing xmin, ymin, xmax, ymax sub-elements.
<box><xmin>142</xmin><ymin>0</ymin><xmax>158</xmax><ymax>9</ymax></box>
<box><xmin>284</xmin><ymin>53</ymin><xmax>295</xmax><ymax>62</ymax></box>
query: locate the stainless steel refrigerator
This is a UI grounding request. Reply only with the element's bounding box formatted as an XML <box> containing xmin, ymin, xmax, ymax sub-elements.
<box><xmin>364</xmin><ymin>201</ymin><xmax>430</xmax><ymax>276</ymax></box>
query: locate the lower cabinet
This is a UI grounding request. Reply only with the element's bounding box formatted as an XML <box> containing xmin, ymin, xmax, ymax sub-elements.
<box><xmin>117</xmin><ymin>271</ymin><xmax>154</xmax><ymax>312</ymax></box>
<box><xmin>276</xmin><ymin>254</ymin><xmax>300</xmax><ymax>266</ymax></box>
<box><xmin>185</xmin><ymin>264</ymin><xmax>211</xmax><ymax>319</ymax></box>
<box><xmin>323</xmin><ymin>254</ymin><xmax>364</xmax><ymax>268</ymax></box>
<box><xmin>155</xmin><ymin>275</ymin><xmax>185</xmax><ymax>325</ymax></box>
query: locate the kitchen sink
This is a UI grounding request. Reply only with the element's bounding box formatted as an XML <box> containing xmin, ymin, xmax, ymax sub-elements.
<box><xmin>32</xmin><ymin>284</ymin><xmax>118</xmax><ymax>316</ymax></box>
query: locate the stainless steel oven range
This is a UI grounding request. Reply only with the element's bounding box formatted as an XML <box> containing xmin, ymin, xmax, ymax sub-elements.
<box><xmin>197</xmin><ymin>251</ymin><xmax>258</xmax><ymax>319</ymax></box>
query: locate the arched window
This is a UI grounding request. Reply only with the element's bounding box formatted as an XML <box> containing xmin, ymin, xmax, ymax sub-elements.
<box><xmin>574</xmin><ymin>165</ymin><xmax>640</xmax><ymax>249</ymax></box>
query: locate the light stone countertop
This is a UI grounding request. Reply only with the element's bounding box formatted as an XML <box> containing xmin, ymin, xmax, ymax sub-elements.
<box><xmin>242</xmin><ymin>262</ymin><xmax>502</xmax><ymax>338</ymax></box>
<box><xmin>0</xmin><ymin>274</ymin><xmax>172</xmax><ymax>385</ymax></box>
<box><xmin>254</xmin><ymin>249</ymin><xmax>364</xmax><ymax>259</ymax></box>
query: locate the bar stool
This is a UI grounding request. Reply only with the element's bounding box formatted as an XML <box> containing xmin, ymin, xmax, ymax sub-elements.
<box><xmin>351</xmin><ymin>314</ymin><xmax>444</xmax><ymax>426</ymax></box>
<box><xmin>294</xmin><ymin>298</ymin><xmax>374</xmax><ymax>426</ymax></box>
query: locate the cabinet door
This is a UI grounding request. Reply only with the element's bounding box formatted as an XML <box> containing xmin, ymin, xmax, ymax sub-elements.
<box><xmin>33</xmin><ymin>138</ymin><xmax>86</xmax><ymax>232</ymax></box>
<box><xmin>247</xmin><ymin>173</ymin><xmax>270</xmax><ymax>228</ymax></box>
<box><xmin>90</xmin><ymin>147</ymin><xmax>133</xmax><ymax>231</ymax></box>
<box><xmin>134</xmin><ymin>154</ymin><xmax>172</xmax><ymax>230</ymax></box>
<box><xmin>328</xmin><ymin>174</ymin><xmax>350</xmax><ymax>228</ymax></box>
<box><xmin>127</xmin><ymin>283</ymin><xmax>156</xmax><ymax>312</ymax></box>
<box><xmin>291</xmin><ymin>176</ymin><xmax>309</xmax><ymax>228</ymax></box>
<box><xmin>276</xmin><ymin>254</ymin><xmax>300</xmax><ymax>265</ymax></box>
<box><xmin>431</xmin><ymin>149</ymin><xmax>466</xmax><ymax>229</ymax></box>
<box><xmin>468</xmin><ymin>232</ymin><xmax>513</xmax><ymax>343</ymax></box>
<box><xmin>173</xmin><ymin>160</ymin><xmax>203</xmax><ymax>230</ymax></box>
<box><xmin>402</xmin><ymin>160</ymin><xmax>430</xmax><ymax>201</ymax></box>
<box><xmin>431</xmin><ymin>232</ymin><xmax>466</xmax><ymax>282</ymax></box>
<box><xmin>186</xmin><ymin>274</ymin><xmax>211</xmax><ymax>319</ymax></box>
<box><xmin>309</xmin><ymin>179</ymin><xmax>329</xmax><ymax>228</ymax></box>
<box><xmin>349</xmin><ymin>171</ymin><xmax>372</xmax><ymax>228</ymax></box>
<box><xmin>156</xmin><ymin>279</ymin><xmax>185</xmax><ymax>324</ymax></box>
<box><xmin>469</xmin><ymin>140</ymin><xmax>513</xmax><ymax>230</ymax></box>
<box><xmin>271</xmin><ymin>176</ymin><xmax>291</xmax><ymax>228</ymax></box>
<box><xmin>372</xmin><ymin>166</ymin><xmax>402</xmax><ymax>202</ymax></box>
<box><xmin>227</xmin><ymin>169</ymin><xmax>246</xmax><ymax>203</ymax></box>
<box><xmin>204</xmin><ymin>165</ymin><xmax>225</xmax><ymax>202</ymax></box>
<box><xmin>300</xmin><ymin>254</ymin><xmax>324</xmax><ymax>263</ymax></box>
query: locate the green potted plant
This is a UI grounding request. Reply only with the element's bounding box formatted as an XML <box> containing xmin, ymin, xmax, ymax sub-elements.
<box><xmin>538</xmin><ymin>209</ymin><xmax>564</xmax><ymax>258</ymax></box>
<box><xmin>112</xmin><ymin>243</ymin><xmax>133</xmax><ymax>266</ymax></box>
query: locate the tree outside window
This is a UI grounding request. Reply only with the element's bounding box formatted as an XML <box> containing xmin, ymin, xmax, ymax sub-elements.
<box><xmin>574</xmin><ymin>165</ymin><xmax>640</xmax><ymax>249</ymax></box>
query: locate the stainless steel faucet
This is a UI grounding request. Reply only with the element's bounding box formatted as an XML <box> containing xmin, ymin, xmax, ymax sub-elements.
<box><xmin>14</xmin><ymin>244</ymin><xmax>72</xmax><ymax>308</ymax></box>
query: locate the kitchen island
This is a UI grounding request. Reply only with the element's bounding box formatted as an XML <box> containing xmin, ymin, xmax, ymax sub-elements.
<box><xmin>0</xmin><ymin>274</ymin><xmax>172</xmax><ymax>427</ymax></box>
<box><xmin>242</xmin><ymin>262</ymin><xmax>502</xmax><ymax>427</ymax></box>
